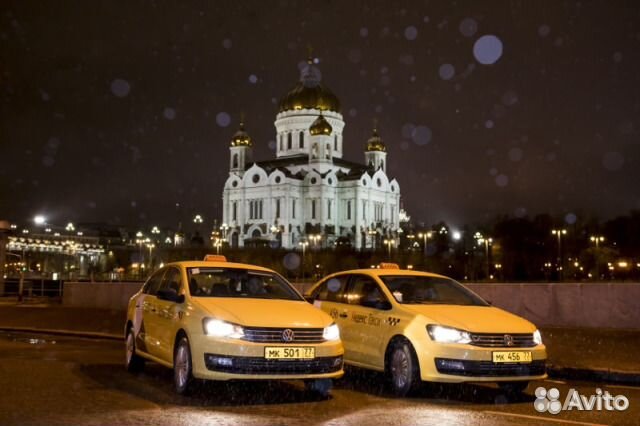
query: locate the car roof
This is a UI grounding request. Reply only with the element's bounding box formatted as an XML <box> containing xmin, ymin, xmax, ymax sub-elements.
<box><xmin>163</xmin><ymin>260</ymin><xmax>276</xmax><ymax>273</ymax></box>
<box><xmin>326</xmin><ymin>268</ymin><xmax>451</xmax><ymax>280</ymax></box>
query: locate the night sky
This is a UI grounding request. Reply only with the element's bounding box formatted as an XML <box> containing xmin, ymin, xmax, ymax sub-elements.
<box><xmin>1</xmin><ymin>1</ymin><xmax>639</xmax><ymax>230</ymax></box>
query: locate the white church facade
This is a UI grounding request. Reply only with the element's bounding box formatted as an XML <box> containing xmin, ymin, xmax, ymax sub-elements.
<box><xmin>221</xmin><ymin>59</ymin><xmax>401</xmax><ymax>250</ymax></box>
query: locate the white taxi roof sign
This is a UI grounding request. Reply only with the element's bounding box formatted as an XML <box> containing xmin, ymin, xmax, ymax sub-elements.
<box><xmin>379</xmin><ymin>262</ymin><xmax>400</xmax><ymax>269</ymax></box>
<box><xmin>204</xmin><ymin>254</ymin><xmax>227</xmax><ymax>262</ymax></box>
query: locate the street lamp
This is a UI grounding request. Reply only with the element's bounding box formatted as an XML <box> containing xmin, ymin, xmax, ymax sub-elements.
<box><xmin>34</xmin><ymin>215</ymin><xmax>46</xmax><ymax>226</ymax></box>
<box><xmin>151</xmin><ymin>226</ymin><xmax>160</xmax><ymax>234</ymax></box>
<box><xmin>477</xmin><ymin>237</ymin><xmax>493</xmax><ymax>280</ymax></box>
<box><xmin>221</xmin><ymin>223</ymin><xmax>229</xmax><ymax>239</ymax></box>
<box><xmin>309</xmin><ymin>234</ymin><xmax>321</xmax><ymax>249</ymax></box>
<box><xmin>65</xmin><ymin>222</ymin><xmax>75</xmax><ymax>232</ymax></box>
<box><xmin>417</xmin><ymin>231</ymin><xmax>432</xmax><ymax>256</ymax></box>
<box><xmin>298</xmin><ymin>241</ymin><xmax>309</xmax><ymax>282</ymax></box>
<box><xmin>383</xmin><ymin>238</ymin><xmax>394</xmax><ymax>260</ymax></box>
<box><xmin>590</xmin><ymin>235</ymin><xmax>605</xmax><ymax>280</ymax></box>
<box><xmin>193</xmin><ymin>214</ymin><xmax>203</xmax><ymax>224</ymax></box>
<box><xmin>551</xmin><ymin>229</ymin><xmax>567</xmax><ymax>281</ymax></box>
<box><xmin>367</xmin><ymin>229</ymin><xmax>377</xmax><ymax>250</ymax></box>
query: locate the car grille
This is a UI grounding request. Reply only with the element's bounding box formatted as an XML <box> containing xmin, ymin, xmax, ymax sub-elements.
<box><xmin>469</xmin><ymin>333</ymin><xmax>536</xmax><ymax>348</ymax></box>
<box><xmin>435</xmin><ymin>358</ymin><xmax>546</xmax><ymax>377</ymax></box>
<box><xmin>205</xmin><ymin>354</ymin><xmax>343</xmax><ymax>375</ymax></box>
<box><xmin>242</xmin><ymin>327</ymin><xmax>325</xmax><ymax>343</ymax></box>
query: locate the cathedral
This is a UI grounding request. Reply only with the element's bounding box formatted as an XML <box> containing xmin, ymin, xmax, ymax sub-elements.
<box><xmin>221</xmin><ymin>59</ymin><xmax>401</xmax><ymax>250</ymax></box>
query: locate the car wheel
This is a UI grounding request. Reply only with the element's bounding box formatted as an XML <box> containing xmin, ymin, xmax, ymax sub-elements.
<box><xmin>499</xmin><ymin>381</ymin><xmax>529</xmax><ymax>395</ymax></box>
<box><xmin>304</xmin><ymin>379</ymin><xmax>333</xmax><ymax>397</ymax></box>
<box><xmin>174</xmin><ymin>336</ymin><xmax>196</xmax><ymax>395</ymax></box>
<box><xmin>387</xmin><ymin>340</ymin><xmax>420</xmax><ymax>397</ymax></box>
<box><xmin>125</xmin><ymin>329</ymin><xmax>145</xmax><ymax>373</ymax></box>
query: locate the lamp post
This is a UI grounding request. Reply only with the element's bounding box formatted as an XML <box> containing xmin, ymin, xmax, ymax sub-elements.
<box><xmin>383</xmin><ymin>239</ymin><xmax>393</xmax><ymax>260</ymax></box>
<box><xmin>0</xmin><ymin>220</ymin><xmax>10</xmax><ymax>296</ymax></box>
<box><xmin>367</xmin><ymin>229</ymin><xmax>377</xmax><ymax>250</ymax></box>
<box><xmin>298</xmin><ymin>241</ymin><xmax>309</xmax><ymax>282</ymax></box>
<box><xmin>590</xmin><ymin>235</ymin><xmax>605</xmax><ymax>281</ymax></box>
<box><xmin>477</xmin><ymin>237</ymin><xmax>493</xmax><ymax>280</ymax></box>
<box><xmin>418</xmin><ymin>231</ymin><xmax>432</xmax><ymax>257</ymax></box>
<box><xmin>309</xmin><ymin>234</ymin><xmax>321</xmax><ymax>250</ymax></box>
<box><xmin>551</xmin><ymin>229</ymin><xmax>567</xmax><ymax>281</ymax></box>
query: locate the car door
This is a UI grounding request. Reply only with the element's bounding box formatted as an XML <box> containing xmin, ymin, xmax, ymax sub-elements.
<box><xmin>343</xmin><ymin>274</ymin><xmax>391</xmax><ymax>369</ymax></box>
<box><xmin>134</xmin><ymin>268</ymin><xmax>166</xmax><ymax>355</ymax></box>
<box><xmin>152</xmin><ymin>266</ymin><xmax>185</xmax><ymax>362</ymax></box>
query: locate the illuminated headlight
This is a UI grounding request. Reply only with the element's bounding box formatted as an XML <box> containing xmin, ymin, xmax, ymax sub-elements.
<box><xmin>323</xmin><ymin>323</ymin><xmax>340</xmax><ymax>341</ymax></box>
<box><xmin>427</xmin><ymin>325</ymin><xmax>472</xmax><ymax>344</ymax></box>
<box><xmin>203</xmin><ymin>318</ymin><xmax>244</xmax><ymax>339</ymax></box>
<box><xmin>533</xmin><ymin>329</ymin><xmax>543</xmax><ymax>345</ymax></box>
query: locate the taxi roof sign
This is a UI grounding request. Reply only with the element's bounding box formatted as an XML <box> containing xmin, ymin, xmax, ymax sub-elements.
<box><xmin>379</xmin><ymin>262</ymin><xmax>400</xmax><ymax>269</ymax></box>
<box><xmin>204</xmin><ymin>254</ymin><xmax>227</xmax><ymax>262</ymax></box>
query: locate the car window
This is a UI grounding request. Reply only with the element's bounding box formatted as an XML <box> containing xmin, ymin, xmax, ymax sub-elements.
<box><xmin>345</xmin><ymin>275</ymin><xmax>388</xmax><ymax>307</ymax></box>
<box><xmin>143</xmin><ymin>268</ymin><xmax>165</xmax><ymax>295</ymax></box>
<box><xmin>187</xmin><ymin>267</ymin><xmax>302</xmax><ymax>301</ymax></box>
<box><xmin>159</xmin><ymin>267</ymin><xmax>182</xmax><ymax>294</ymax></box>
<box><xmin>313</xmin><ymin>274</ymin><xmax>349</xmax><ymax>303</ymax></box>
<box><xmin>380</xmin><ymin>275</ymin><xmax>488</xmax><ymax>306</ymax></box>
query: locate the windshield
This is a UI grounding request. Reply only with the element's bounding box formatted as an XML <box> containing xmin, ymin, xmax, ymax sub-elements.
<box><xmin>380</xmin><ymin>275</ymin><xmax>488</xmax><ymax>306</ymax></box>
<box><xmin>187</xmin><ymin>267</ymin><xmax>302</xmax><ymax>301</ymax></box>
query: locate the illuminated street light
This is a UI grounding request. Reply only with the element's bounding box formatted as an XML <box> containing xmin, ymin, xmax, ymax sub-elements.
<box><xmin>452</xmin><ymin>231</ymin><xmax>462</xmax><ymax>241</ymax></box>
<box><xmin>34</xmin><ymin>215</ymin><xmax>46</xmax><ymax>226</ymax></box>
<box><xmin>151</xmin><ymin>226</ymin><xmax>160</xmax><ymax>234</ymax></box>
<box><xmin>298</xmin><ymin>241</ymin><xmax>309</xmax><ymax>282</ymax></box>
<box><xmin>383</xmin><ymin>238</ymin><xmax>394</xmax><ymax>260</ymax></box>
<box><xmin>193</xmin><ymin>214</ymin><xmax>203</xmax><ymax>224</ymax></box>
<box><xmin>551</xmin><ymin>229</ymin><xmax>567</xmax><ymax>281</ymax></box>
<box><xmin>417</xmin><ymin>231</ymin><xmax>432</xmax><ymax>256</ymax></box>
<box><xmin>590</xmin><ymin>235</ymin><xmax>605</xmax><ymax>280</ymax></box>
<box><xmin>65</xmin><ymin>222</ymin><xmax>75</xmax><ymax>232</ymax></box>
<box><xmin>477</xmin><ymin>236</ymin><xmax>493</xmax><ymax>280</ymax></box>
<box><xmin>309</xmin><ymin>234</ymin><xmax>321</xmax><ymax>249</ymax></box>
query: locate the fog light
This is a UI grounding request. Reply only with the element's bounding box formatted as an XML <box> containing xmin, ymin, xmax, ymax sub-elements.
<box><xmin>207</xmin><ymin>355</ymin><xmax>233</xmax><ymax>367</ymax></box>
<box><xmin>436</xmin><ymin>358</ymin><xmax>465</xmax><ymax>371</ymax></box>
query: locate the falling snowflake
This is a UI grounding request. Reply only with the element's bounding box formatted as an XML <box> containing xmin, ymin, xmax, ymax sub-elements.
<box><xmin>473</xmin><ymin>35</ymin><xmax>503</xmax><ymax>65</ymax></box>
<box><xmin>404</xmin><ymin>26</ymin><xmax>418</xmax><ymax>41</ymax></box>
<box><xmin>216</xmin><ymin>112</ymin><xmax>231</xmax><ymax>127</ymax></box>
<box><xmin>439</xmin><ymin>64</ymin><xmax>455</xmax><ymax>80</ymax></box>
<box><xmin>110</xmin><ymin>79</ymin><xmax>130</xmax><ymax>97</ymax></box>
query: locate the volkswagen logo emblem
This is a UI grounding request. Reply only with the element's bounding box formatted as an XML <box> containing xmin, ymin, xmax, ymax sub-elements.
<box><xmin>504</xmin><ymin>334</ymin><xmax>514</xmax><ymax>347</ymax></box>
<box><xmin>282</xmin><ymin>329</ymin><xmax>295</xmax><ymax>342</ymax></box>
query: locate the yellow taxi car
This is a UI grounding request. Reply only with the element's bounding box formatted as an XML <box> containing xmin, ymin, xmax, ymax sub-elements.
<box><xmin>304</xmin><ymin>264</ymin><xmax>546</xmax><ymax>396</ymax></box>
<box><xmin>125</xmin><ymin>255</ymin><xmax>343</xmax><ymax>395</ymax></box>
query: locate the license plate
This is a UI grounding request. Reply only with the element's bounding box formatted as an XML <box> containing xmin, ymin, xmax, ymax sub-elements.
<box><xmin>264</xmin><ymin>346</ymin><xmax>315</xmax><ymax>360</ymax></box>
<box><xmin>492</xmin><ymin>351</ymin><xmax>532</xmax><ymax>363</ymax></box>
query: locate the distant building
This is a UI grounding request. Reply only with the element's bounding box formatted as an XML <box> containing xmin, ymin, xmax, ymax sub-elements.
<box><xmin>221</xmin><ymin>59</ymin><xmax>402</xmax><ymax>249</ymax></box>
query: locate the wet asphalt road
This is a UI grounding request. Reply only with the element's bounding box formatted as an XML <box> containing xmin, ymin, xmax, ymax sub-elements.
<box><xmin>0</xmin><ymin>331</ymin><xmax>637</xmax><ymax>426</ymax></box>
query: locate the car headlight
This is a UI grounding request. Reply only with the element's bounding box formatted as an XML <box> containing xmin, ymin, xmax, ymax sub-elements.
<box><xmin>323</xmin><ymin>323</ymin><xmax>340</xmax><ymax>341</ymax></box>
<box><xmin>202</xmin><ymin>318</ymin><xmax>244</xmax><ymax>339</ymax></box>
<box><xmin>427</xmin><ymin>324</ymin><xmax>472</xmax><ymax>344</ymax></box>
<box><xmin>533</xmin><ymin>329</ymin><xmax>543</xmax><ymax>345</ymax></box>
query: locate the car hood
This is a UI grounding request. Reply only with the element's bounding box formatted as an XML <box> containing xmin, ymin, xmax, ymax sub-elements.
<box><xmin>403</xmin><ymin>304</ymin><xmax>536</xmax><ymax>333</ymax></box>
<box><xmin>192</xmin><ymin>298</ymin><xmax>332</xmax><ymax>328</ymax></box>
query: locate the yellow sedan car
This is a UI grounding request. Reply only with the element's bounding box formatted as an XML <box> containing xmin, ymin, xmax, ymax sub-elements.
<box><xmin>305</xmin><ymin>264</ymin><xmax>546</xmax><ymax>396</ymax></box>
<box><xmin>125</xmin><ymin>255</ymin><xmax>343</xmax><ymax>395</ymax></box>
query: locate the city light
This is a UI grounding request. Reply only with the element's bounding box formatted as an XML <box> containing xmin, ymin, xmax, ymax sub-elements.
<box><xmin>33</xmin><ymin>215</ymin><xmax>46</xmax><ymax>225</ymax></box>
<box><xmin>193</xmin><ymin>214</ymin><xmax>203</xmax><ymax>224</ymax></box>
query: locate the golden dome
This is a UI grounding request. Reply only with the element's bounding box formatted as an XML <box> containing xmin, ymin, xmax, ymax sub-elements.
<box><xmin>230</xmin><ymin>120</ymin><xmax>252</xmax><ymax>147</ymax></box>
<box><xmin>366</xmin><ymin>127</ymin><xmax>386</xmax><ymax>152</ymax></box>
<box><xmin>309</xmin><ymin>113</ymin><xmax>333</xmax><ymax>136</ymax></box>
<box><xmin>278</xmin><ymin>60</ymin><xmax>341</xmax><ymax>113</ymax></box>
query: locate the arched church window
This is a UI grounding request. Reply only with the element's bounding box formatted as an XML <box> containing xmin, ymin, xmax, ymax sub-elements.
<box><xmin>287</xmin><ymin>133</ymin><xmax>292</xmax><ymax>149</ymax></box>
<box><xmin>280</xmin><ymin>134</ymin><xmax>283</xmax><ymax>151</ymax></box>
<box><xmin>312</xmin><ymin>143</ymin><xmax>318</xmax><ymax>159</ymax></box>
<box><xmin>299</xmin><ymin>132</ymin><xmax>304</xmax><ymax>148</ymax></box>
<box><xmin>232</xmin><ymin>153</ymin><xmax>238</xmax><ymax>168</ymax></box>
<box><xmin>326</xmin><ymin>143</ymin><xmax>331</xmax><ymax>159</ymax></box>
<box><xmin>334</xmin><ymin>135</ymin><xmax>338</xmax><ymax>150</ymax></box>
<box><xmin>380</xmin><ymin>160</ymin><xmax>384</xmax><ymax>171</ymax></box>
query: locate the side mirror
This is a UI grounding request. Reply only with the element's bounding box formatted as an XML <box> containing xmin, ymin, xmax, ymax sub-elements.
<box><xmin>303</xmin><ymin>295</ymin><xmax>315</xmax><ymax>304</ymax></box>
<box><xmin>157</xmin><ymin>288</ymin><xmax>184</xmax><ymax>303</ymax></box>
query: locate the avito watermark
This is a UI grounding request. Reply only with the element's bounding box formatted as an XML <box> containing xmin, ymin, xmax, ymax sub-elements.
<box><xmin>534</xmin><ymin>386</ymin><xmax>629</xmax><ymax>415</ymax></box>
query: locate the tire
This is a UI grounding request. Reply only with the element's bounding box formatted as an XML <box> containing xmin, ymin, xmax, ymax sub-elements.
<box><xmin>499</xmin><ymin>381</ymin><xmax>529</xmax><ymax>395</ymax></box>
<box><xmin>304</xmin><ymin>379</ymin><xmax>333</xmax><ymax>397</ymax></box>
<box><xmin>174</xmin><ymin>336</ymin><xmax>196</xmax><ymax>395</ymax></box>
<box><xmin>125</xmin><ymin>328</ymin><xmax>145</xmax><ymax>373</ymax></box>
<box><xmin>387</xmin><ymin>340</ymin><xmax>420</xmax><ymax>397</ymax></box>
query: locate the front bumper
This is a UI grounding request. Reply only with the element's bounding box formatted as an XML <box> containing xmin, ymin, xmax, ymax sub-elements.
<box><xmin>415</xmin><ymin>339</ymin><xmax>547</xmax><ymax>383</ymax></box>
<box><xmin>190</xmin><ymin>333</ymin><xmax>344</xmax><ymax>381</ymax></box>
